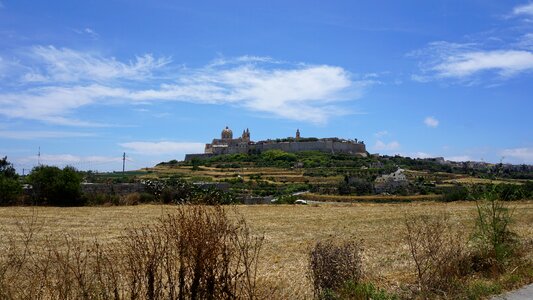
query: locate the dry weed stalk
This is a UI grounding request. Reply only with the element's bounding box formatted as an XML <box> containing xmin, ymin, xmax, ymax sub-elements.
<box><xmin>403</xmin><ymin>213</ymin><xmax>469</xmax><ymax>295</ymax></box>
<box><xmin>308</xmin><ymin>238</ymin><xmax>363</xmax><ymax>299</ymax></box>
<box><xmin>0</xmin><ymin>205</ymin><xmax>264</xmax><ymax>300</ymax></box>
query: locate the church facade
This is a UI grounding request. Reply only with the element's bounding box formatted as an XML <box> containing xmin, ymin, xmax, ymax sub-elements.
<box><xmin>184</xmin><ymin>126</ymin><xmax>366</xmax><ymax>161</ymax></box>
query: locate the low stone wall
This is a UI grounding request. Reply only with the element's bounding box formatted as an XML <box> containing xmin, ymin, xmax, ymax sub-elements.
<box><xmin>193</xmin><ymin>182</ymin><xmax>230</xmax><ymax>191</ymax></box>
<box><xmin>242</xmin><ymin>196</ymin><xmax>273</xmax><ymax>205</ymax></box>
<box><xmin>81</xmin><ymin>183</ymin><xmax>145</xmax><ymax>196</ymax></box>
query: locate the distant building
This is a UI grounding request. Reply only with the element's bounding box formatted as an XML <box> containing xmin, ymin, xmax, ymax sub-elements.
<box><xmin>374</xmin><ymin>168</ymin><xmax>409</xmax><ymax>194</ymax></box>
<box><xmin>185</xmin><ymin>126</ymin><xmax>367</xmax><ymax>161</ymax></box>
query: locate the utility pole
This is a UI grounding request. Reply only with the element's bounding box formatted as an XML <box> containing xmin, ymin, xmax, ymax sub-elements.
<box><xmin>38</xmin><ymin>146</ymin><xmax>41</xmax><ymax>166</ymax></box>
<box><xmin>122</xmin><ymin>152</ymin><xmax>126</xmax><ymax>176</ymax></box>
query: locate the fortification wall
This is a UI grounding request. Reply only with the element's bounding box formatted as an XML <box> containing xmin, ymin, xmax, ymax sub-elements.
<box><xmin>255</xmin><ymin>141</ymin><xmax>366</xmax><ymax>155</ymax></box>
<box><xmin>185</xmin><ymin>139</ymin><xmax>366</xmax><ymax>161</ymax></box>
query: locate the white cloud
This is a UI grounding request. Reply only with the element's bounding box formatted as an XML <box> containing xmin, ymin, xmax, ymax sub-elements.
<box><xmin>412</xmin><ymin>41</ymin><xmax>533</xmax><ymax>81</ymax></box>
<box><xmin>513</xmin><ymin>3</ymin><xmax>533</xmax><ymax>16</ymax></box>
<box><xmin>84</xmin><ymin>28</ymin><xmax>99</xmax><ymax>39</ymax></box>
<box><xmin>374</xmin><ymin>130</ymin><xmax>389</xmax><ymax>138</ymax></box>
<box><xmin>119</xmin><ymin>141</ymin><xmax>205</xmax><ymax>155</ymax></box>
<box><xmin>434</xmin><ymin>50</ymin><xmax>533</xmax><ymax>78</ymax></box>
<box><xmin>0</xmin><ymin>84</ymin><xmax>128</xmax><ymax>126</ymax></box>
<box><xmin>0</xmin><ymin>130</ymin><xmax>94</xmax><ymax>139</ymax></box>
<box><xmin>501</xmin><ymin>147</ymin><xmax>533</xmax><ymax>163</ymax></box>
<box><xmin>373</xmin><ymin>140</ymin><xmax>400</xmax><ymax>151</ymax></box>
<box><xmin>16</xmin><ymin>154</ymin><xmax>122</xmax><ymax>168</ymax></box>
<box><xmin>424</xmin><ymin>116</ymin><xmax>439</xmax><ymax>128</ymax></box>
<box><xmin>516</xmin><ymin>33</ymin><xmax>533</xmax><ymax>50</ymax></box>
<box><xmin>412</xmin><ymin>152</ymin><xmax>433</xmax><ymax>159</ymax></box>
<box><xmin>24</xmin><ymin>46</ymin><xmax>171</xmax><ymax>83</ymax></box>
<box><xmin>0</xmin><ymin>47</ymin><xmax>372</xmax><ymax>125</ymax></box>
<box><xmin>130</xmin><ymin>64</ymin><xmax>364</xmax><ymax>123</ymax></box>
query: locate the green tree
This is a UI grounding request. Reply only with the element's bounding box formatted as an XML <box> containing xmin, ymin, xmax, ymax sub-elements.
<box><xmin>0</xmin><ymin>156</ymin><xmax>22</xmax><ymax>205</ymax></box>
<box><xmin>28</xmin><ymin>165</ymin><xmax>83</xmax><ymax>206</ymax></box>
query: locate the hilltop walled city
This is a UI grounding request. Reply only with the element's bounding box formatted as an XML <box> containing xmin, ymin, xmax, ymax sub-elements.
<box><xmin>185</xmin><ymin>126</ymin><xmax>367</xmax><ymax>161</ymax></box>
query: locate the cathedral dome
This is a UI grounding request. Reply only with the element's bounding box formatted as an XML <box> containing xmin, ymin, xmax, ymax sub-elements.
<box><xmin>221</xmin><ymin>126</ymin><xmax>233</xmax><ymax>140</ymax></box>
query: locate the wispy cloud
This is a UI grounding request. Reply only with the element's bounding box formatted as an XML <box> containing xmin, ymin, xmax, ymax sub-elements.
<box><xmin>23</xmin><ymin>45</ymin><xmax>171</xmax><ymax>83</ymax></box>
<box><xmin>128</xmin><ymin>64</ymin><xmax>361</xmax><ymax>124</ymax></box>
<box><xmin>0</xmin><ymin>46</ymin><xmax>373</xmax><ymax>125</ymax></box>
<box><xmin>16</xmin><ymin>154</ymin><xmax>122</xmax><ymax>168</ymax></box>
<box><xmin>373</xmin><ymin>140</ymin><xmax>400</xmax><ymax>151</ymax></box>
<box><xmin>424</xmin><ymin>116</ymin><xmax>439</xmax><ymax>128</ymax></box>
<box><xmin>120</xmin><ymin>141</ymin><xmax>205</xmax><ymax>155</ymax></box>
<box><xmin>73</xmin><ymin>28</ymin><xmax>100</xmax><ymax>40</ymax></box>
<box><xmin>501</xmin><ymin>147</ymin><xmax>533</xmax><ymax>163</ymax></box>
<box><xmin>433</xmin><ymin>50</ymin><xmax>533</xmax><ymax>78</ymax></box>
<box><xmin>513</xmin><ymin>2</ymin><xmax>533</xmax><ymax>16</ymax></box>
<box><xmin>516</xmin><ymin>33</ymin><xmax>533</xmax><ymax>50</ymax></box>
<box><xmin>412</xmin><ymin>42</ymin><xmax>533</xmax><ymax>81</ymax></box>
<box><xmin>0</xmin><ymin>130</ymin><xmax>95</xmax><ymax>140</ymax></box>
<box><xmin>374</xmin><ymin>130</ymin><xmax>389</xmax><ymax>138</ymax></box>
<box><xmin>0</xmin><ymin>84</ymin><xmax>128</xmax><ymax>126</ymax></box>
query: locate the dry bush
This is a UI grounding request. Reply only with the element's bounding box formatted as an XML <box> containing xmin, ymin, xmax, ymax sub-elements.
<box><xmin>120</xmin><ymin>192</ymin><xmax>141</xmax><ymax>205</ymax></box>
<box><xmin>308</xmin><ymin>238</ymin><xmax>363</xmax><ymax>299</ymax></box>
<box><xmin>0</xmin><ymin>205</ymin><xmax>264</xmax><ymax>300</ymax></box>
<box><xmin>403</xmin><ymin>213</ymin><xmax>469</xmax><ymax>295</ymax></box>
<box><xmin>120</xmin><ymin>206</ymin><xmax>264</xmax><ymax>300</ymax></box>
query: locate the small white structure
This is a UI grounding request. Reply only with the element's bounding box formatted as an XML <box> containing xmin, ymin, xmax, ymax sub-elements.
<box><xmin>374</xmin><ymin>168</ymin><xmax>409</xmax><ymax>193</ymax></box>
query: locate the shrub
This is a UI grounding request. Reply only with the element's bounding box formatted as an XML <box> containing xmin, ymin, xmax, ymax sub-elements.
<box><xmin>142</xmin><ymin>179</ymin><xmax>236</xmax><ymax>205</ymax></box>
<box><xmin>442</xmin><ymin>185</ymin><xmax>469</xmax><ymax>202</ymax></box>
<box><xmin>0</xmin><ymin>206</ymin><xmax>264</xmax><ymax>299</ymax></box>
<box><xmin>273</xmin><ymin>194</ymin><xmax>297</xmax><ymax>204</ymax></box>
<box><xmin>83</xmin><ymin>193</ymin><xmax>120</xmax><ymax>206</ymax></box>
<box><xmin>0</xmin><ymin>176</ymin><xmax>22</xmax><ymax>205</ymax></box>
<box><xmin>471</xmin><ymin>189</ymin><xmax>518</xmax><ymax>273</ymax></box>
<box><xmin>139</xmin><ymin>192</ymin><xmax>155</xmax><ymax>203</ymax></box>
<box><xmin>120</xmin><ymin>192</ymin><xmax>141</xmax><ymax>205</ymax></box>
<box><xmin>308</xmin><ymin>238</ymin><xmax>363</xmax><ymax>299</ymax></box>
<box><xmin>403</xmin><ymin>214</ymin><xmax>469</xmax><ymax>295</ymax></box>
<box><xmin>28</xmin><ymin>165</ymin><xmax>83</xmax><ymax>206</ymax></box>
<box><xmin>0</xmin><ymin>156</ymin><xmax>22</xmax><ymax>205</ymax></box>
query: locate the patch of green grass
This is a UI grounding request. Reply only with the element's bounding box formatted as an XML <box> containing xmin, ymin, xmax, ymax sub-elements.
<box><xmin>335</xmin><ymin>282</ymin><xmax>398</xmax><ymax>300</ymax></box>
<box><xmin>465</xmin><ymin>280</ymin><xmax>502</xmax><ymax>300</ymax></box>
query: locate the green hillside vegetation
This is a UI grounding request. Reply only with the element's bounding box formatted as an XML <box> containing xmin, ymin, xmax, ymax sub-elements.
<box><xmin>143</xmin><ymin>151</ymin><xmax>532</xmax><ymax>202</ymax></box>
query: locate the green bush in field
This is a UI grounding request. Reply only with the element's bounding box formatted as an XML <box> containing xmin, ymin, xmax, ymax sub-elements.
<box><xmin>0</xmin><ymin>157</ymin><xmax>22</xmax><ymax>205</ymax></box>
<box><xmin>472</xmin><ymin>188</ymin><xmax>518</xmax><ymax>272</ymax></box>
<box><xmin>442</xmin><ymin>185</ymin><xmax>469</xmax><ymax>202</ymax></box>
<box><xmin>28</xmin><ymin>165</ymin><xmax>83</xmax><ymax>206</ymax></box>
<box><xmin>273</xmin><ymin>194</ymin><xmax>297</xmax><ymax>204</ymax></box>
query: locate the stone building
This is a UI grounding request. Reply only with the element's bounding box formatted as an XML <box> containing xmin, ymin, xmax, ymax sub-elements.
<box><xmin>374</xmin><ymin>168</ymin><xmax>409</xmax><ymax>194</ymax></box>
<box><xmin>185</xmin><ymin>126</ymin><xmax>367</xmax><ymax>161</ymax></box>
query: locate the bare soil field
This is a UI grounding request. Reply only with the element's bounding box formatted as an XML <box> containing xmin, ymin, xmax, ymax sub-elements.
<box><xmin>1</xmin><ymin>201</ymin><xmax>532</xmax><ymax>299</ymax></box>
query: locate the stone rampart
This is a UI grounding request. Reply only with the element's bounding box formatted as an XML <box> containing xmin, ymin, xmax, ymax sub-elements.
<box><xmin>256</xmin><ymin>140</ymin><xmax>366</xmax><ymax>155</ymax></box>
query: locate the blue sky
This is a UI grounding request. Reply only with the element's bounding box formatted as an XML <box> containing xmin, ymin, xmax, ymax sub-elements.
<box><xmin>1</xmin><ymin>0</ymin><xmax>532</xmax><ymax>172</ymax></box>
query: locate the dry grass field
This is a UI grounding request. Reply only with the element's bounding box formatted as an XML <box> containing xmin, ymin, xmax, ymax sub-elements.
<box><xmin>299</xmin><ymin>193</ymin><xmax>442</xmax><ymax>202</ymax></box>
<box><xmin>1</xmin><ymin>201</ymin><xmax>532</xmax><ymax>299</ymax></box>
